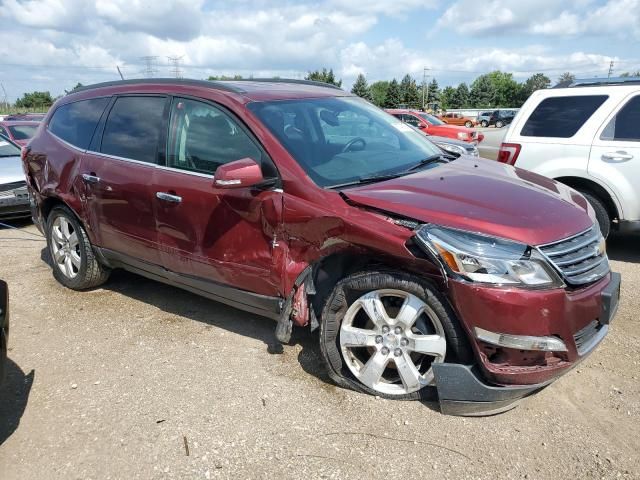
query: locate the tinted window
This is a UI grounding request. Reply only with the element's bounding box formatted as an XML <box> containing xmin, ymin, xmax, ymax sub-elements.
<box><xmin>49</xmin><ymin>98</ymin><xmax>109</xmax><ymax>149</ymax></box>
<box><xmin>521</xmin><ymin>95</ymin><xmax>608</xmax><ymax>137</ymax></box>
<box><xmin>601</xmin><ymin>95</ymin><xmax>640</xmax><ymax>141</ymax></box>
<box><xmin>101</xmin><ymin>96</ymin><xmax>166</xmax><ymax>163</ymax></box>
<box><xmin>167</xmin><ymin>98</ymin><xmax>262</xmax><ymax>175</ymax></box>
<box><xmin>401</xmin><ymin>114</ymin><xmax>421</xmax><ymax>127</ymax></box>
<box><xmin>8</xmin><ymin>125</ymin><xmax>37</xmax><ymax>140</ymax></box>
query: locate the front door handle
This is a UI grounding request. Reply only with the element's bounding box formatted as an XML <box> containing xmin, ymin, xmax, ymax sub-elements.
<box><xmin>156</xmin><ymin>192</ymin><xmax>182</xmax><ymax>204</ymax></box>
<box><xmin>602</xmin><ymin>151</ymin><xmax>633</xmax><ymax>162</ymax></box>
<box><xmin>81</xmin><ymin>173</ymin><xmax>100</xmax><ymax>184</ymax></box>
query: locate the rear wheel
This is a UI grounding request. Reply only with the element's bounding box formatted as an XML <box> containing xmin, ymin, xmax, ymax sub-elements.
<box><xmin>495</xmin><ymin>120</ymin><xmax>504</xmax><ymax>128</ymax></box>
<box><xmin>46</xmin><ymin>206</ymin><xmax>110</xmax><ymax>290</ymax></box>
<box><xmin>320</xmin><ymin>271</ymin><xmax>471</xmax><ymax>400</ymax></box>
<box><xmin>480</xmin><ymin>120</ymin><xmax>489</xmax><ymax>128</ymax></box>
<box><xmin>578</xmin><ymin>190</ymin><xmax>611</xmax><ymax>238</ymax></box>
<box><xmin>464</xmin><ymin>121</ymin><xmax>473</xmax><ymax>128</ymax></box>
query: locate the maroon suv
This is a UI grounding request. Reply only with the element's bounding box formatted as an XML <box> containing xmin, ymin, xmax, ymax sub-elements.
<box><xmin>22</xmin><ymin>79</ymin><xmax>620</xmax><ymax>415</ymax></box>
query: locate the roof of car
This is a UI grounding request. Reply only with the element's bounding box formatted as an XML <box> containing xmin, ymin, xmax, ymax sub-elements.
<box><xmin>68</xmin><ymin>78</ymin><xmax>351</xmax><ymax>102</ymax></box>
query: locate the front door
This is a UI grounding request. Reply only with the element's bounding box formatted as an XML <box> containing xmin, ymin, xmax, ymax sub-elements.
<box><xmin>153</xmin><ymin>97</ymin><xmax>283</xmax><ymax>297</ymax></box>
<box><xmin>82</xmin><ymin>95</ymin><xmax>168</xmax><ymax>265</ymax></box>
<box><xmin>589</xmin><ymin>93</ymin><xmax>640</xmax><ymax>221</ymax></box>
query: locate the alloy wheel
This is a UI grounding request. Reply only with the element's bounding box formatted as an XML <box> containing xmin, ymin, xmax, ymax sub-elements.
<box><xmin>339</xmin><ymin>289</ymin><xmax>446</xmax><ymax>395</ymax></box>
<box><xmin>50</xmin><ymin>216</ymin><xmax>81</xmax><ymax>279</ymax></box>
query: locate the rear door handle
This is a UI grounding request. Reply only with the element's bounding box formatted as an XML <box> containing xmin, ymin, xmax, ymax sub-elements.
<box><xmin>156</xmin><ymin>192</ymin><xmax>182</xmax><ymax>204</ymax></box>
<box><xmin>602</xmin><ymin>151</ymin><xmax>633</xmax><ymax>161</ymax></box>
<box><xmin>81</xmin><ymin>173</ymin><xmax>100</xmax><ymax>184</ymax></box>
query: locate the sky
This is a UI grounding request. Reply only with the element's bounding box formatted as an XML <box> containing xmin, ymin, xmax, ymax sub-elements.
<box><xmin>0</xmin><ymin>0</ymin><xmax>639</xmax><ymax>102</ymax></box>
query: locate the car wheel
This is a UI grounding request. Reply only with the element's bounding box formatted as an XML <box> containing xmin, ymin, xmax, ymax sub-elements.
<box><xmin>480</xmin><ymin>120</ymin><xmax>488</xmax><ymax>128</ymax></box>
<box><xmin>319</xmin><ymin>271</ymin><xmax>471</xmax><ymax>400</ymax></box>
<box><xmin>578</xmin><ymin>191</ymin><xmax>611</xmax><ymax>238</ymax></box>
<box><xmin>495</xmin><ymin>120</ymin><xmax>504</xmax><ymax>128</ymax></box>
<box><xmin>464</xmin><ymin>121</ymin><xmax>473</xmax><ymax>128</ymax></box>
<box><xmin>46</xmin><ymin>205</ymin><xmax>110</xmax><ymax>290</ymax></box>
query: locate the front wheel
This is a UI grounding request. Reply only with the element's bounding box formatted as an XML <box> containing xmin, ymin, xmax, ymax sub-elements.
<box><xmin>464</xmin><ymin>121</ymin><xmax>473</xmax><ymax>128</ymax></box>
<box><xmin>319</xmin><ymin>271</ymin><xmax>471</xmax><ymax>400</ymax></box>
<box><xmin>578</xmin><ymin>191</ymin><xmax>611</xmax><ymax>238</ymax></box>
<box><xmin>480</xmin><ymin>120</ymin><xmax>489</xmax><ymax>127</ymax></box>
<box><xmin>495</xmin><ymin>120</ymin><xmax>504</xmax><ymax>128</ymax></box>
<box><xmin>46</xmin><ymin>206</ymin><xmax>110</xmax><ymax>290</ymax></box>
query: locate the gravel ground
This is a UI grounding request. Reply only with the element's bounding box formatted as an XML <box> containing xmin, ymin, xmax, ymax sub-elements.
<box><xmin>0</xmin><ymin>222</ymin><xmax>638</xmax><ymax>480</ymax></box>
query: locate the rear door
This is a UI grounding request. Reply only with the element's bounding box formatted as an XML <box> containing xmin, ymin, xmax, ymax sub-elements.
<box><xmin>82</xmin><ymin>95</ymin><xmax>168</xmax><ymax>265</ymax></box>
<box><xmin>589</xmin><ymin>93</ymin><xmax>640</xmax><ymax>220</ymax></box>
<box><xmin>152</xmin><ymin>97</ymin><xmax>283</xmax><ymax>296</ymax></box>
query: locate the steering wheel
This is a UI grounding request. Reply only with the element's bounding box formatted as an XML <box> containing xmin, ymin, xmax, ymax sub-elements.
<box><xmin>341</xmin><ymin>137</ymin><xmax>366</xmax><ymax>153</ymax></box>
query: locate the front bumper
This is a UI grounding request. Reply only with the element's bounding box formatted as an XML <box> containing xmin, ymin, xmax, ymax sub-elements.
<box><xmin>437</xmin><ymin>272</ymin><xmax>620</xmax><ymax>415</ymax></box>
<box><xmin>0</xmin><ymin>187</ymin><xmax>30</xmax><ymax>220</ymax></box>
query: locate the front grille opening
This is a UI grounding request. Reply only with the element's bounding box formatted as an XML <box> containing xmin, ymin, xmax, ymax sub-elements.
<box><xmin>573</xmin><ymin>320</ymin><xmax>603</xmax><ymax>356</ymax></box>
<box><xmin>538</xmin><ymin>226</ymin><xmax>609</xmax><ymax>286</ymax></box>
<box><xmin>479</xmin><ymin>342</ymin><xmax>568</xmax><ymax>368</ymax></box>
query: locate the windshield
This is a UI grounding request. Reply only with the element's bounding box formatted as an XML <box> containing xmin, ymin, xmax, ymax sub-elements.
<box><xmin>0</xmin><ymin>136</ymin><xmax>20</xmax><ymax>157</ymax></box>
<box><xmin>249</xmin><ymin>97</ymin><xmax>442</xmax><ymax>188</ymax></box>
<box><xmin>418</xmin><ymin>113</ymin><xmax>445</xmax><ymax>126</ymax></box>
<box><xmin>8</xmin><ymin>124</ymin><xmax>37</xmax><ymax>140</ymax></box>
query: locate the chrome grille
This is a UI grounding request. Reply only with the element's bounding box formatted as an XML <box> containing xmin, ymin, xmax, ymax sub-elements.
<box><xmin>538</xmin><ymin>226</ymin><xmax>609</xmax><ymax>286</ymax></box>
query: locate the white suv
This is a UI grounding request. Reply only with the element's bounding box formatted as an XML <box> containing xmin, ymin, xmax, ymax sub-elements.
<box><xmin>498</xmin><ymin>78</ymin><xmax>640</xmax><ymax>237</ymax></box>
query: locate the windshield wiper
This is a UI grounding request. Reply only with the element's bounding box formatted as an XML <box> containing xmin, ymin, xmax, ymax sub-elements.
<box><xmin>327</xmin><ymin>172</ymin><xmax>406</xmax><ymax>189</ymax></box>
<box><xmin>403</xmin><ymin>153</ymin><xmax>452</xmax><ymax>173</ymax></box>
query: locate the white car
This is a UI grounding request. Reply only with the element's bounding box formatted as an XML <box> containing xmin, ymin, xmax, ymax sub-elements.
<box><xmin>498</xmin><ymin>77</ymin><xmax>640</xmax><ymax>237</ymax></box>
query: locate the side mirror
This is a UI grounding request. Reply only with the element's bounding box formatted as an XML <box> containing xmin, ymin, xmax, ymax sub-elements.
<box><xmin>214</xmin><ymin>158</ymin><xmax>264</xmax><ymax>189</ymax></box>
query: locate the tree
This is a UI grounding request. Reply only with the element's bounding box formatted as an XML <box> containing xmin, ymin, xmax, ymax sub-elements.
<box><xmin>440</xmin><ymin>86</ymin><xmax>456</xmax><ymax>109</ymax></box>
<box><xmin>485</xmin><ymin>71</ymin><xmax>521</xmax><ymax>107</ymax></box>
<box><xmin>383</xmin><ymin>79</ymin><xmax>402</xmax><ymax>108</ymax></box>
<box><xmin>620</xmin><ymin>70</ymin><xmax>640</xmax><ymax>77</ymax></box>
<box><xmin>399</xmin><ymin>74</ymin><xmax>420</xmax><ymax>107</ymax></box>
<box><xmin>15</xmin><ymin>91</ymin><xmax>54</xmax><ymax>109</ymax></box>
<box><xmin>305</xmin><ymin>68</ymin><xmax>342</xmax><ymax>87</ymax></box>
<box><xmin>369</xmin><ymin>81</ymin><xmax>389</xmax><ymax>107</ymax></box>
<box><xmin>557</xmin><ymin>72</ymin><xmax>575</xmax><ymax>84</ymax></box>
<box><xmin>351</xmin><ymin>73</ymin><xmax>372</xmax><ymax>100</ymax></box>
<box><xmin>469</xmin><ymin>75</ymin><xmax>496</xmax><ymax>108</ymax></box>
<box><xmin>427</xmin><ymin>78</ymin><xmax>440</xmax><ymax>105</ymax></box>
<box><xmin>208</xmin><ymin>74</ymin><xmax>243</xmax><ymax>80</ymax></box>
<box><xmin>519</xmin><ymin>73</ymin><xmax>551</xmax><ymax>104</ymax></box>
<box><xmin>450</xmin><ymin>83</ymin><xmax>470</xmax><ymax>108</ymax></box>
<box><xmin>64</xmin><ymin>82</ymin><xmax>84</xmax><ymax>94</ymax></box>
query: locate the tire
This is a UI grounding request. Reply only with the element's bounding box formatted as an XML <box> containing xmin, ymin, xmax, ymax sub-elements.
<box><xmin>480</xmin><ymin>120</ymin><xmax>488</xmax><ymax>128</ymax></box>
<box><xmin>319</xmin><ymin>270</ymin><xmax>472</xmax><ymax>400</ymax></box>
<box><xmin>46</xmin><ymin>205</ymin><xmax>110</xmax><ymax>290</ymax></box>
<box><xmin>578</xmin><ymin>191</ymin><xmax>611</xmax><ymax>238</ymax></box>
<box><xmin>495</xmin><ymin>120</ymin><xmax>504</xmax><ymax>128</ymax></box>
<box><xmin>464</xmin><ymin>121</ymin><xmax>473</xmax><ymax>128</ymax></box>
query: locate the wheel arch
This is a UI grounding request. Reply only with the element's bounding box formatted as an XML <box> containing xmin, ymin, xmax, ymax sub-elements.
<box><xmin>555</xmin><ymin>176</ymin><xmax>620</xmax><ymax>221</ymax></box>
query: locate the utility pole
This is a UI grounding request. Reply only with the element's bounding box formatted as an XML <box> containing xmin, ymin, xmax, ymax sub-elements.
<box><xmin>140</xmin><ymin>56</ymin><xmax>159</xmax><ymax>78</ymax></box>
<box><xmin>608</xmin><ymin>60</ymin><xmax>614</xmax><ymax>79</ymax></box>
<box><xmin>422</xmin><ymin>67</ymin><xmax>430</xmax><ymax>111</ymax></box>
<box><xmin>167</xmin><ymin>55</ymin><xmax>184</xmax><ymax>78</ymax></box>
<box><xmin>116</xmin><ymin>66</ymin><xmax>125</xmax><ymax>80</ymax></box>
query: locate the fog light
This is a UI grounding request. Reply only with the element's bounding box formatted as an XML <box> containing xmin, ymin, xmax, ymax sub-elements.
<box><xmin>474</xmin><ymin>327</ymin><xmax>568</xmax><ymax>352</ymax></box>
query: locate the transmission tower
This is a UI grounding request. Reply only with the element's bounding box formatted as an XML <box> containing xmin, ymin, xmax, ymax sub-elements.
<box><xmin>607</xmin><ymin>60</ymin><xmax>614</xmax><ymax>79</ymax></box>
<box><xmin>140</xmin><ymin>56</ymin><xmax>159</xmax><ymax>78</ymax></box>
<box><xmin>168</xmin><ymin>55</ymin><xmax>184</xmax><ymax>78</ymax></box>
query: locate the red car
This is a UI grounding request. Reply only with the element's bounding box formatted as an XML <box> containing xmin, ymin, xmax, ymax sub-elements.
<box><xmin>0</xmin><ymin>120</ymin><xmax>40</xmax><ymax>146</ymax></box>
<box><xmin>386</xmin><ymin>108</ymin><xmax>484</xmax><ymax>144</ymax></box>
<box><xmin>23</xmin><ymin>79</ymin><xmax>619</xmax><ymax>415</ymax></box>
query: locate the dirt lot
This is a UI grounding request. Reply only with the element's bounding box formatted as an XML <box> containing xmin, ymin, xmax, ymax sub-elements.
<box><xmin>0</xmin><ymin>222</ymin><xmax>638</xmax><ymax>479</ymax></box>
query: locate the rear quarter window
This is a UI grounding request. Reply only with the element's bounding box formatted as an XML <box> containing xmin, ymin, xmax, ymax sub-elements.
<box><xmin>520</xmin><ymin>95</ymin><xmax>608</xmax><ymax>138</ymax></box>
<box><xmin>49</xmin><ymin>98</ymin><xmax>110</xmax><ymax>149</ymax></box>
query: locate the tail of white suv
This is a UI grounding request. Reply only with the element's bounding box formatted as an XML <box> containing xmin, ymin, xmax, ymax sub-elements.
<box><xmin>498</xmin><ymin>77</ymin><xmax>640</xmax><ymax>237</ymax></box>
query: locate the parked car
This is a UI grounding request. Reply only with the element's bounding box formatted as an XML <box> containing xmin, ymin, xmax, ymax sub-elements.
<box><xmin>0</xmin><ymin>120</ymin><xmax>40</xmax><ymax>146</ymax></box>
<box><xmin>437</xmin><ymin>112</ymin><xmax>477</xmax><ymax>128</ymax></box>
<box><xmin>0</xmin><ymin>134</ymin><xmax>30</xmax><ymax>219</ymax></box>
<box><xmin>0</xmin><ymin>279</ymin><xmax>8</xmax><ymax>384</ymax></box>
<box><xmin>499</xmin><ymin>77</ymin><xmax>640</xmax><ymax>238</ymax></box>
<box><xmin>4</xmin><ymin>113</ymin><xmax>46</xmax><ymax>121</ymax></box>
<box><xmin>386</xmin><ymin>108</ymin><xmax>484</xmax><ymax>144</ymax></box>
<box><xmin>489</xmin><ymin>110</ymin><xmax>516</xmax><ymax>128</ymax></box>
<box><xmin>24</xmin><ymin>78</ymin><xmax>619</xmax><ymax>416</ymax></box>
<box><xmin>477</xmin><ymin>111</ymin><xmax>493</xmax><ymax>127</ymax></box>
<box><xmin>408</xmin><ymin>125</ymin><xmax>479</xmax><ymax>157</ymax></box>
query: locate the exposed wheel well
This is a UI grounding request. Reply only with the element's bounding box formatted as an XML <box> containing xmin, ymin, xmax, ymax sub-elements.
<box><xmin>555</xmin><ymin>176</ymin><xmax>619</xmax><ymax>221</ymax></box>
<box><xmin>40</xmin><ymin>197</ymin><xmax>67</xmax><ymax>222</ymax></box>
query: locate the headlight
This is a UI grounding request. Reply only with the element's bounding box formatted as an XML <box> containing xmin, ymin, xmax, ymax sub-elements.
<box><xmin>435</xmin><ymin>142</ymin><xmax>465</xmax><ymax>156</ymax></box>
<box><xmin>416</xmin><ymin>225</ymin><xmax>563</xmax><ymax>288</ymax></box>
<box><xmin>457</xmin><ymin>132</ymin><xmax>469</xmax><ymax>140</ymax></box>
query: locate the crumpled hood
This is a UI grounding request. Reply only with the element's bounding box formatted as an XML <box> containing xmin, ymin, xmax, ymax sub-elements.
<box><xmin>0</xmin><ymin>155</ymin><xmax>26</xmax><ymax>185</ymax></box>
<box><xmin>343</xmin><ymin>156</ymin><xmax>593</xmax><ymax>246</ymax></box>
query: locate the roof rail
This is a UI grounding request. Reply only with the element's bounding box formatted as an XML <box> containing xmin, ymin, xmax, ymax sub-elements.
<box><xmin>229</xmin><ymin>78</ymin><xmax>343</xmax><ymax>90</ymax></box>
<box><xmin>554</xmin><ymin>77</ymin><xmax>640</xmax><ymax>88</ymax></box>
